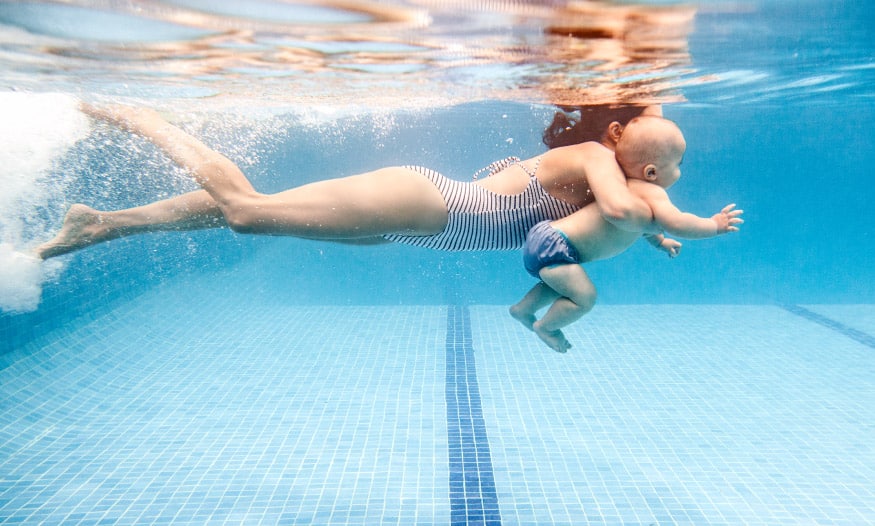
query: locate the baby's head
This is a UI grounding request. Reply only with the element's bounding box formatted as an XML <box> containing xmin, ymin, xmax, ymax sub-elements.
<box><xmin>615</xmin><ymin>116</ymin><xmax>686</xmax><ymax>188</ymax></box>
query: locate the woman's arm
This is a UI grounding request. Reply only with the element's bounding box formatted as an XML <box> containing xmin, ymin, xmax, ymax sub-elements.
<box><xmin>571</xmin><ymin>143</ymin><xmax>656</xmax><ymax>232</ymax></box>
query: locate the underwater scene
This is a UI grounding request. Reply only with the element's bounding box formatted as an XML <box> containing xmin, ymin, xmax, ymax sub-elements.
<box><xmin>1</xmin><ymin>1</ymin><xmax>873</xmax><ymax>524</ymax></box>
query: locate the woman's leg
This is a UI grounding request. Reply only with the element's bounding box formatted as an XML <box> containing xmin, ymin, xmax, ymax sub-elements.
<box><xmin>81</xmin><ymin>105</ymin><xmax>257</xmax><ymax>207</ymax></box>
<box><xmin>37</xmin><ymin>190</ymin><xmax>224</xmax><ymax>259</ymax></box>
<box><xmin>82</xmin><ymin>104</ymin><xmax>449</xmax><ymax>238</ymax></box>
<box><xmin>39</xmin><ymin>104</ymin><xmax>449</xmax><ymax>258</ymax></box>
<box><xmin>37</xmin><ymin>187</ymin><xmax>392</xmax><ymax>258</ymax></box>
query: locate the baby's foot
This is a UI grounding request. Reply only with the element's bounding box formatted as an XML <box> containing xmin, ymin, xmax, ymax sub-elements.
<box><xmin>533</xmin><ymin>322</ymin><xmax>572</xmax><ymax>354</ymax></box>
<box><xmin>36</xmin><ymin>204</ymin><xmax>108</xmax><ymax>259</ymax></box>
<box><xmin>509</xmin><ymin>304</ymin><xmax>536</xmax><ymax>331</ymax></box>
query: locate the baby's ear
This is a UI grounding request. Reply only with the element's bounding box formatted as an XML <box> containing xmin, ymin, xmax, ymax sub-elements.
<box><xmin>643</xmin><ymin>164</ymin><xmax>659</xmax><ymax>182</ymax></box>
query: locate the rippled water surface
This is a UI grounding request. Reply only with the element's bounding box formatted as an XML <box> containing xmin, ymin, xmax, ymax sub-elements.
<box><xmin>1</xmin><ymin>0</ymin><xmax>871</xmax><ymax>109</ymax></box>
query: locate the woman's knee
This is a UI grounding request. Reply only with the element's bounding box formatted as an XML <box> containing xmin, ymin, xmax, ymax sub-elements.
<box><xmin>219</xmin><ymin>195</ymin><xmax>268</xmax><ymax>233</ymax></box>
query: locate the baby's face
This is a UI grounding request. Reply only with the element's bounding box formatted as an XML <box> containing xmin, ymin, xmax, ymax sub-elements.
<box><xmin>650</xmin><ymin>139</ymin><xmax>686</xmax><ymax>188</ymax></box>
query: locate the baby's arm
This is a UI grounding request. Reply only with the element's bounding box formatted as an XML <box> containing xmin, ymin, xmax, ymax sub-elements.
<box><xmin>660</xmin><ymin>202</ymin><xmax>743</xmax><ymax>238</ymax></box>
<box><xmin>630</xmin><ymin>180</ymin><xmax>744</xmax><ymax>239</ymax></box>
<box><xmin>644</xmin><ymin>233</ymin><xmax>682</xmax><ymax>258</ymax></box>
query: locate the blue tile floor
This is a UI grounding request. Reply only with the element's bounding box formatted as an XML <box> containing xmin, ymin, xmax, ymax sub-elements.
<box><xmin>2</xmin><ymin>277</ymin><xmax>874</xmax><ymax>524</ymax></box>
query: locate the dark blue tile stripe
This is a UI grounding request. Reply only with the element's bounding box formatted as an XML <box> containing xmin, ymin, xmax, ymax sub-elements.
<box><xmin>446</xmin><ymin>305</ymin><xmax>501</xmax><ymax>526</ymax></box>
<box><xmin>782</xmin><ymin>304</ymin><xmax>875</xmax><ymax>349</ymax></box>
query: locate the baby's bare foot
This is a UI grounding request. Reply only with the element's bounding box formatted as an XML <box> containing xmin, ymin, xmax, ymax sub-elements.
<box><xmin>509</xmin><ymin>304</ymin><xmax>536</xmax><ymax>331</ymax></box>
<box><xmin>533</xmin><ymin>322</ymin><xmax>572</xmax><ymax>354</ymax></box>
<box><xmin>36</xmin><ymin>204</ymin><xmax>108</xmax><ymax>259</ymax></box>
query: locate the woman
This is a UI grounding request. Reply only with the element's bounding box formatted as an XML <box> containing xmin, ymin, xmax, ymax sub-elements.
<box><xmin>38</xmin><ymin>104</ymin><xmax>656</xmax><ymax>259</ymax></box>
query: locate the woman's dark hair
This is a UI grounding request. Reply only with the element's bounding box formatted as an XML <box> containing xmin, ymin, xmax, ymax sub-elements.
<box><xmin>542</xmin><ymin>105</ymin><xmax>649</xmax><ymax>149</ymax></box>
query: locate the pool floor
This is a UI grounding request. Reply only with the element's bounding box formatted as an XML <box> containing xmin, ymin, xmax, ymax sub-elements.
<box><xmin>2</xmin><ymin>274</ymin><xmax>874</xmax><ymax>525</ymax></box>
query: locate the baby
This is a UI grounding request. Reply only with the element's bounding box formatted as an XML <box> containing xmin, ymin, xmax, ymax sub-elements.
<box><xmin>510</xmin><ymin>116</ymin><xmax>743</xmax><ymax>352</ymax></box>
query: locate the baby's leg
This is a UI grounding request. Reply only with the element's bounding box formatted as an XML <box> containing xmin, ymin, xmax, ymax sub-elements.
<box><xmin>533</xmin><ymin>264</ymin><xmax>597</xmax><ymax>353</ymax></box>
<box><xmin>509</xmin><ymin>281</ymin><xmax>559</xmax><ymax>330</ymax></box>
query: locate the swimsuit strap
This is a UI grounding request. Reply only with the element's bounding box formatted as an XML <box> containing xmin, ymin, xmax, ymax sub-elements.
<box><xmin>472</xmin><ymin>156</ymin><xmax>521</xmax><ymax>180</ymax></box>
<box><xmin>518</xmin><ymin>156</ymin><xmax>542</xmax><ymax>179</ymax></box>
<box><xmin>471</xmin><ymin>155</ymin><xmax>541</xmax><ymax>180</ymax></box>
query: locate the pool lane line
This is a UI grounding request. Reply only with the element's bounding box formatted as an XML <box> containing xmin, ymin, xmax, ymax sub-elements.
<box><xmin>782</xmin><ymin>304</ymin><xmax>875</xmax><ymax>349</ymax></box>
<box><xmin>446</xmin><ymin>305</ymin><xmax>501</xmax><ymax>526</ymax></box>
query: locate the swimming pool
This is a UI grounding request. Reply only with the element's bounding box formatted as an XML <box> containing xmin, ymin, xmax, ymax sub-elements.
<box><xmin>2</xmin><ymin>1</ymin><xmax>873</xmax><ymax>524</ymax></box>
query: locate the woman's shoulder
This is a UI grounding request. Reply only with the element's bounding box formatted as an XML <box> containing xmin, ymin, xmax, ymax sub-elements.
<box><xmin>548</xmin><ymin>140</ymin><xmax>612</xmax><ymax>157</ymax></box>
<box><xmin>541</xmin><ymin>141</ymin><xmax>613</xmax><ymax>175</ymax></box>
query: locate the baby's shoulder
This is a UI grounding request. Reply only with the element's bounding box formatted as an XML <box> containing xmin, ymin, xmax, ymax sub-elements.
<box><xmin>628</xmin><ymin>178</ymin><xmax>668</xmax><ymax>197</ymax></box>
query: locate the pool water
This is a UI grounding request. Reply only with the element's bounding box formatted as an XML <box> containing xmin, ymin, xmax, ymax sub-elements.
<box><xmin>1</xmin><ymin>0</ymin><xmax>874</xmax><ymax>524</ymax></box>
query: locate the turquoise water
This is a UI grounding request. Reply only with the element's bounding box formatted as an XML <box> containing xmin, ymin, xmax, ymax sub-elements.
<box><xmin>1</xmin><ymin>1</ymin><xmax>874</xmax><ymax>524</ymax></box>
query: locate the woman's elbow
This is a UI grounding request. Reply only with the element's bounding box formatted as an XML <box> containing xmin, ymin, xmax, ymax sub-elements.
<box><xmin>600</xmin><ymin>202</ymin><xmax>652</xmax><ymax>228</ymax></box>
<box><xmin>599</xmin><ymin>203</ymin><xmax>631</xmax><ymax>222</ymax></box>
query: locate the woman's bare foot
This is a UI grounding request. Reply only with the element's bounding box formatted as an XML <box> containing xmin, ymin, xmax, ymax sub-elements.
<box><xmin>509</xmin><ymin>303</ymin><xmax>536</xmax><ymax>331</ymax></box>
<box><xmin>79</xmin><ymin>102</ymin><xmax>163</xmax><ymax>134</ymax></box>
<box><xmin>533</xmin><ymin>321</ymin><xmax>572</xmax><ymax>353</ymax></box>
<box><xmin>36</xmin><ymin>204</ymin><xmax>110</xmax><ymax>259</ymax></box>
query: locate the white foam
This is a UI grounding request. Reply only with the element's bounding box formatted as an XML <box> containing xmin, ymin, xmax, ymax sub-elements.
<box><xmin>0</xmin><ymin>92</ymin><xmax>90</xmax><ymax>313</ymax></box>
<box><xmin>0</xmin><ymin>244</ymin><xmax>59</xmax><ymax>313</ymax></box>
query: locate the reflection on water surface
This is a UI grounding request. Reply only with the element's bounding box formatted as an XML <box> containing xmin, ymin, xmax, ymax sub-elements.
<box><xmin>1</xmin><ymin>1</ymin><xmax>871</xmax><ymax>109</ymax></box>
<box><xmin>0</xmin><ymin>0</ymin><xmax>698</xmax><ymax>107</ymax></box>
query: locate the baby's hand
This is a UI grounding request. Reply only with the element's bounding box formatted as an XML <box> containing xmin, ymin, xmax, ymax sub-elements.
<box><xmin>712</xmin><ymin>204</ymin><xmax>744</xmax><ymax>234</ymax></box>
<box><xmin>659</xmin><ymin>238</ymin><xmax>682</xmax><ymax>258</ymax></box>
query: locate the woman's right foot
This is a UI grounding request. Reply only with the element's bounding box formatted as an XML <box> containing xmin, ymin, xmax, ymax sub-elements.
<box><xmin>36</xmin><ymin>204</ymin><xmax>109</xmax><ymax>259</ymax></box>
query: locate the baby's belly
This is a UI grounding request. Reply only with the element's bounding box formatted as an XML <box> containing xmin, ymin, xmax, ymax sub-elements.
<box><xmin>577</xmin><ymin>230</ymin><xmax>640</xmax><ymax>263</ymax></box>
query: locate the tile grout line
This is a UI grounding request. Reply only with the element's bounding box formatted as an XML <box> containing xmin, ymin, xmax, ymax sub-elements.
<box><xmin>446</xmin><ymin>305</ymin><xmax>501</xmax><ymax>526</ymax></box>
<box><xmin>781</xmin><ymin>304</ymin><xmax>875</xmax><ymax>349</ymax></box>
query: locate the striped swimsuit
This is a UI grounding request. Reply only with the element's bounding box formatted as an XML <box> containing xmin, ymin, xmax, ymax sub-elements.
<box><xmin>383</xmin><ymin>157</ymin><xmax>582</xmax><ymax>251</ymax></box>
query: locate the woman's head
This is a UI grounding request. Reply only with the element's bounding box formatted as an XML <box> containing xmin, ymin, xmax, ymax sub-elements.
<box><xmin>542</xmin><ymin>104</ymin><xmax>661</xmax><ymax>149</ymax></box>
